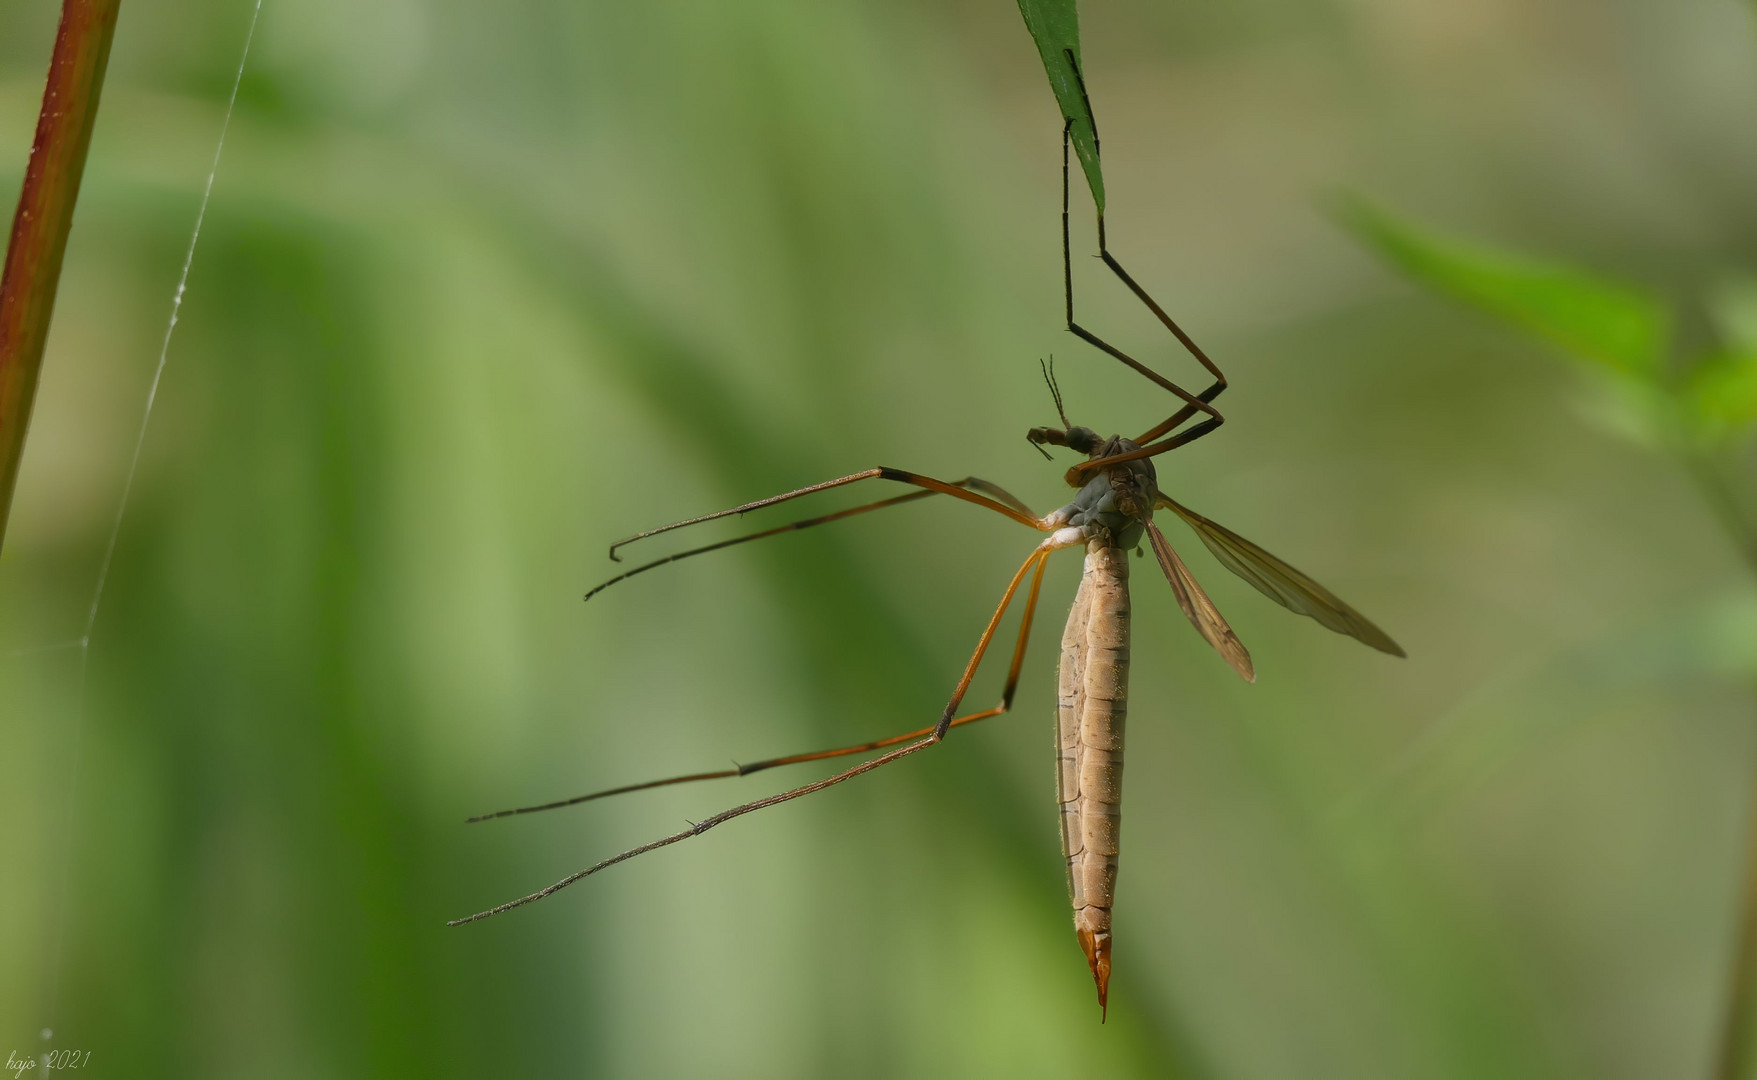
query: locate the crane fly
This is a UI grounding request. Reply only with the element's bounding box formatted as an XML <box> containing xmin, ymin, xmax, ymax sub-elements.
<box><xmin>449</xmin><ymin>120</ymin><xmax>1405</xmax><ymax>1018</ymax></box>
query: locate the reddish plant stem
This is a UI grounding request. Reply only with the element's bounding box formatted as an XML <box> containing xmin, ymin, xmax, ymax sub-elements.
<box><xmin>1719</xmin><ymin>733</ymin><xmax>1757</xmax><ymax>1080</ymax></box>
<box><xmin>0</xmin><ymin>0</ymin><xmax>123</xmax><ymax>554</ymax></box>
<box><xmin>1699</xmin><ymin>451</ymin><xmax>1757</xmax><ymax>1080</ymax></box>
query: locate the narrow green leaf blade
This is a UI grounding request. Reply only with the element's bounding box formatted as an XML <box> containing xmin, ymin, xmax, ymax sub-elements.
<box><xmin>1016</xmin><ymin>0</ymin><xmax>1104</xmax><ymax>213</ymax></box>
<box><xmin>1340</xmin><ymin>197</ymin><xmax>1669</xmax><ymax>379</ymax></box>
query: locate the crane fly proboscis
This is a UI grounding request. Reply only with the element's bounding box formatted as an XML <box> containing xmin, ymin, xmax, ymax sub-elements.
<box><xmin>449</xmin><ymin>122</ymin><xmax>1406</xmax><ymax>1017</ymax></box>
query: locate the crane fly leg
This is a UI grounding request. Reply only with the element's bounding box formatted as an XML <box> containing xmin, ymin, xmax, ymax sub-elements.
<box><xmin>584</xmin><ymin>477</ymin><xmax>1037</xmax><ymax>602</ymax></box>
<box><xmin>1059</xmin><ymin>120</ymin><xmax>1223</xmax><ymax>443</ymax></box>
<box><xmin>1065</xmin><ymin>420</ymin><xmax>1224</xmax><ymax>486</ymax></box>
<box><xmin>929</xmin><ymin>528</ymin><xmax>1083</xmax><ymax>740</ymax></box>
<box><xmin>1133</xmin><ymin>391</ymin><xmax>1222</xmax><ymax>448</ymax></box>
<box><xmin>714</xmin><ymin>551</ymin><xmax>1048</xmax><ymax>776</ymax></box>
<box><xmin>1063</xmin><ymin>47</ymin><xmax>1229</xmax><ymax>446</ymax></box>
<box><xmin>1094</xmin><ymin>251</ymin><xmax>1228</xmax><ymax>447</ymax></box>
<box><xmin>474</xmin><ymin>555</ymin><xmax>1050</xmax><ymax>824</ymax></box>
<box><xmin>608</xmin><ymin>469</ymin><xmax>1045</xmax><ymax>562</ymax></box>
<box><xmin>448</xmin><ymin>543</ymin><xmax>1070</xmax><ymax>927</ymax></box>
<box><xmin>680</xmin><ymin>554</ymin><xmax>1049</xmax><ymax>796</ymax></box>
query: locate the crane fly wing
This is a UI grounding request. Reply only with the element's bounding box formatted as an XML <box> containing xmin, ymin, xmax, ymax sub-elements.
<box><xmin>1146</xmin><ymin>523</ymin><xmax>1255</xmax><ymax>682</ymax></box>
<box><xmin>1157</xmin><ymin>495</ymin><xmax>1406</xmax><ymax>658</ymax></box>
<box><xmin>962</xmin><ymin>477</ymin><xmax>1037</xmax><ymax>519</ymax></box>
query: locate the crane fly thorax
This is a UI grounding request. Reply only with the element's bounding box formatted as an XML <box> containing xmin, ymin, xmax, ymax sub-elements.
<box><xmin>1048</xmin><ymin>435</ymin><xmax>1158</xmax><ymax>550</ymax></box>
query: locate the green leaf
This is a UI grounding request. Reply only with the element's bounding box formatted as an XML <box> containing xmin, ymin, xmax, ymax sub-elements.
<box><xmin>1684</xmin><ymin>350</ymin><xmax>1757</xmax><ymax>439</ymax></box>
<box><xmin>1672</xmin><ymin>279</ymin><xmax>1757</xmax><ymax>444</ymax></box>
<box><xmin>1339</xmin><ymin>196</ymin><xmax>1669</xmax><ymax>380</ymax></box>
<box><xmin>1016</xmin><ymin>0</ymin><xmax>1104</xmax><ymax>214</ymax></box>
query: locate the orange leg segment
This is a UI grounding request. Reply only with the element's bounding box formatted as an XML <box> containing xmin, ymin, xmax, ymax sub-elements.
<box><xmin>449</xmin><ymin>547</ymin><xmax>1058</xmax><ymax>926</ymax></box>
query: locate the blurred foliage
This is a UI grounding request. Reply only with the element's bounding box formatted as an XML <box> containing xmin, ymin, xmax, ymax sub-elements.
<box><xmin>4</xmin><ymin>0</ymin><xmax>1757</xmax><ymax>1078</ymax></box>
<box><xmin>1342</xmin><ymin>197</ymin><xmax>1757</xmax><ymax>461</ymax></box>
<box><xmin>1693</xmin><ymin>280</ymin><xmax>1757</xmax><ymax>441</ymax></box>
<box><xmin>1340</xmin><ymin>198</ymin><xmax>1670</xmax><ymax>380</ymax></box>
<box><xmin>1344</xmin><ymin>142</ymin><xmax>1757</xmax><ymax>1078</ymax></box>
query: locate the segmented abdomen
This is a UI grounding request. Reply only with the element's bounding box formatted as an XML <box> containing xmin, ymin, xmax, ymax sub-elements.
<box><xmin>1057</xmin><ymin>537</ymin><xmax>1129</xmax><ymax>1007</ymax></box>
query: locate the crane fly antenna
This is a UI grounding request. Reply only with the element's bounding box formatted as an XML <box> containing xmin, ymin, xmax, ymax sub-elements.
<box><xmin>449</xmin><ymin>546</ymin><xmax>1059</xmax><ymax>926</ymax></box>
<box><xmin>473</xmin><ymin>556</ymin><xmax>1051</xmax><ymax>823</ymax></box>
<box><xmin>1042</xmin><ymin>356</ymin><xmax>1071</xmax><ymax>427</ymax></box>
<box><xmin>1030</xmin><ymin>357</ymin><xmax>1069</xmax><ymax>460</ymax></box>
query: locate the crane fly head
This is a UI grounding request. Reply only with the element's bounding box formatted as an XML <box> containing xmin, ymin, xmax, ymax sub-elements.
<box><xmin>1025</xmin><ymin>363</ymin><xmax>1161</xmax><ymax>545</ymax></box>
<box><xmin>1028</xmin><ymin>423</ymin><xmax>1104</xmax><ymax>457</ymax></box>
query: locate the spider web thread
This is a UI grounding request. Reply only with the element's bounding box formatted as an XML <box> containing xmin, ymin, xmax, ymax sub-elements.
<box><xmin>5</xmin><ymin>0</ymin><xmax>268</xmax><ymax>1054</ymax></box>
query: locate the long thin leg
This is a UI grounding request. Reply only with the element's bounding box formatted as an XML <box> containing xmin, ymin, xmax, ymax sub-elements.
<box><xmin>448</xmin><ymin>544</ymin><xmax>1062</xmax><ymax>926</ymax></box>
<box><xmin>471</xmin><ymin>556</ymin><xmax>1050</xmax><ymax>823</ymax></box>
<box><xmin>1096</xmin><ymin>247</ymin><xmax>1228</xmax><ymax>445</ymax></box>
<box><xmin>1062</xmin><ymin>417</ymin><xmax>1221</xmax><ymax>485</ymax></box>
<box><xmin>1061</xmin><ymin>121</ymin><xmax>1224</xmax><ymax>444</ymax></box>
<box><xmin>1058</xmin><ymin>48</ymin><xmax>1232</xmax><ymax>452</ymax></box>
<box><xmin>1070</xmin><ymin>416</ymin><xmax>1220</xmax><ymax>479</ymax></box>
<box><xmin>609</xmin><ymin>468</ymin><xmax>1045</xmax><ymax>562</ymax></box>
<box><xmin>1132</xmin><ymin>392</ymin><xmax>1222</xmax><ymax>448</ymax></box>
<box><xmin>585</xmin><ymin>478</ymin><xmax>1037</xmax><ymax>602</ymax></box>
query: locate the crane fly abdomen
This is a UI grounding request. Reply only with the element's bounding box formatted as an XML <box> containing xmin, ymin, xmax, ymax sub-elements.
<box><xmin>1058</xmin><ymin>535</ymin><xmax>1131</xmax><ymax>1015</ymax></box>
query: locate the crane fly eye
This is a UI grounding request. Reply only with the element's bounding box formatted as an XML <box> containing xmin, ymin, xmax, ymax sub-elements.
<box><xmin>1065</xmin><ymin>426</ymin><xmax>1102</xmax><ymax>454</ymax></box>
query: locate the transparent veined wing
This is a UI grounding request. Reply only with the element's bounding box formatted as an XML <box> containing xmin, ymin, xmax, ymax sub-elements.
<box><xmin>1157</xmin><ymin>496</ymin><xmax>1406</xmax><ymax>657</ymax></box>
<box><xmin>1146</xmin><ymin>522</ymin><xmax>1255</xmax><ymax>682</ymax></box>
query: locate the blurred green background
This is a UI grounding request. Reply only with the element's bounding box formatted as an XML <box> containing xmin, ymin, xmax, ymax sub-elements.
<box><xmin>5</xmin><ymin>0</ymin><xmax>1757</xmax><ymax>1076</ymax></box>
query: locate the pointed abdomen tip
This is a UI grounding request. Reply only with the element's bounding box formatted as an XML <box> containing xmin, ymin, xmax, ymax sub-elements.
<box><xmin>1078</xmin><ymin>927</ymin><xmax>1112</xmax><ymax>1015</ymax></box>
